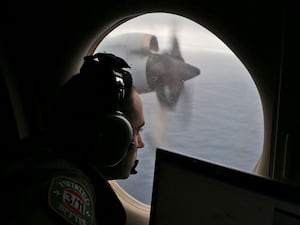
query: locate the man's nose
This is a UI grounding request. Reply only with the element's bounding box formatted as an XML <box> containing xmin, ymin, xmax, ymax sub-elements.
<box><xmin>137</xmin><ymin>134</ymin><xmax>144</xmax><ymax>148</ymax></box>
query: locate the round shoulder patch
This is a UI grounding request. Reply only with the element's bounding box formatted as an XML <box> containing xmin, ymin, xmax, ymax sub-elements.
<box><xmin>48</xmin><ymin>176</ymin><xmax>94</xmax><ymax>225</ymax></box>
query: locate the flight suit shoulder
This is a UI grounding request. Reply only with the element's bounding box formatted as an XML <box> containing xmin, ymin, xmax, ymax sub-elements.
<box><xmin>48</xmin><ymin>175</ymin><xmax>95</xmax><ymax>225</ymax></box>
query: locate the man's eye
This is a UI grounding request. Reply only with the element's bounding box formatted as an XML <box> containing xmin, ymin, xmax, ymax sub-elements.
<box><xmin>135</xmin><ymin>127</ymin><xmax>143</xmax><ymax>135</ymax></box>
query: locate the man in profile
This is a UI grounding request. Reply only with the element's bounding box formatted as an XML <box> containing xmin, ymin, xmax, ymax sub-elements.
<box><xmin>2</xmin><ymin>53</ymin><xmax>145</xmax><ymax>225</ymax></box>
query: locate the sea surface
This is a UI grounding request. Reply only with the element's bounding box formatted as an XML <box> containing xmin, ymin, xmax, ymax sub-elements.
<box><xmin>117</xmin><ymin>50</ymin><xmax>264</xmax><ymax>205</ymax></box>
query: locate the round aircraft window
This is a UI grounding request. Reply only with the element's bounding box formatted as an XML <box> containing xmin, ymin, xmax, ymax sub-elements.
<box><xmin>93</xmin><ymin>12</ymin><xmax>264</xmax><ymax>205</ymax></box>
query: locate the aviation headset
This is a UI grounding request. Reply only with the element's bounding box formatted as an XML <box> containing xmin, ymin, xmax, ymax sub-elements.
<box><xmin>53</xmin><ymin>53</ymin><xmax>134</xmax><ymax>167</ymax></box>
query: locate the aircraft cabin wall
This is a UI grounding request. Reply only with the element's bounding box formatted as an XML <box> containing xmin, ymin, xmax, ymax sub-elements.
<box><xmin>273</xmin><ymin>4</ymin><xmax>300</xmax><ymax>185</ymax></box>
<box><xmin>0</xmin><ymin>1</ymin><xmax>299</xmax><ymax>224</ymax></box>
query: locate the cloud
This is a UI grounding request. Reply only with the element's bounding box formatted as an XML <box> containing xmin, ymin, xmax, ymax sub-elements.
<box><xmin>107</xmin><ymin>12</ymin><xmax>231</xmax><ymax>53</ymax></box>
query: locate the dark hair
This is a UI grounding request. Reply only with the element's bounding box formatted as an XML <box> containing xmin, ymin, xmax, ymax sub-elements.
<box><xmin>48</xmin><ymin>53</ymin><xmax>135</xmax><ymax>161</ymax></box>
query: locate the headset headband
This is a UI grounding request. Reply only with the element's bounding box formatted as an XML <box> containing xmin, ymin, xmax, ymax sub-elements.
<box><xmin>81</xmin><ymin>53</ymin><xmax>133</xmax><ymax>107</ymax></box>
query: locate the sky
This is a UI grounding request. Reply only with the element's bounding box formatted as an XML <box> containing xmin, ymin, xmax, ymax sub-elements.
<box><xmin>105</xmin><ymin>12</ymin><xmax>232</xmax><ymax>54</ymax></box>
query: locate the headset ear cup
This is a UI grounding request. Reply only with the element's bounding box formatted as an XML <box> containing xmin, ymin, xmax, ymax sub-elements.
<box><xmin>96</xmin><ymin>113</ymin><xmax>134</xmax><ymax>166</ymax></box>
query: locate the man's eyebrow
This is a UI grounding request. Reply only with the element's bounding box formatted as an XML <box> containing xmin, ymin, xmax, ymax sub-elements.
<box><xmin>138</xmin><ymin>121</ymin><xmax>145</xmax><ymax>129</ymax></box>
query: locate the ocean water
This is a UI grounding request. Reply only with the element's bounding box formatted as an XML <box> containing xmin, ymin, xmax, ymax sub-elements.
<box><xmin>117</xmin><ymin>50</ymin><xmax>264</xmax><ymax>205</ymax></box>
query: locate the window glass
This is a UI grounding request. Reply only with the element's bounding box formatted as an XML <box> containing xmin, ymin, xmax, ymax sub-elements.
<box><xmin>94</xmin><ymin>13</ymin><xmax>264</xmax><ymax>205</ymax></box>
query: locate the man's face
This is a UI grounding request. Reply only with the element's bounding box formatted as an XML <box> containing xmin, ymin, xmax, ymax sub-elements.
<box><xmin>104</xmin><ymin>90</ymin><xmax>145</xmax><ymax>179</ymax></box>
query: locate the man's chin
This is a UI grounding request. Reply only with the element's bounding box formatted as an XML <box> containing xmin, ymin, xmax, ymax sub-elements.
<box><xmin>130</xmin><ymin>160</ymin><xmax>139</xmax><ymax>174</ymax></box>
